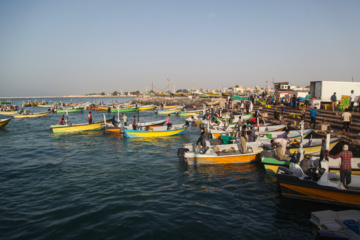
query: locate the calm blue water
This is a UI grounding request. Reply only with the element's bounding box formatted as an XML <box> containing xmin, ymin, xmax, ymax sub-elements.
<box><xmin>0</xmin><ymin>97</ymin><xmax>346</xmax><ymax>239</ymax></box>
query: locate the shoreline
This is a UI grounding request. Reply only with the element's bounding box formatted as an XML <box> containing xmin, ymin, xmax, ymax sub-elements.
<box><xmin>0</xmin><ymin>95</ymin><xmax>135</xmax><ymax>99</ymax></box>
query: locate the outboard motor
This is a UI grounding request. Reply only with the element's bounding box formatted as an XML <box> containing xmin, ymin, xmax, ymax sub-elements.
<box><xmin>177</xmin><ymin>148</ymin><xmax>189</xmax><ymax>162</ymax></box>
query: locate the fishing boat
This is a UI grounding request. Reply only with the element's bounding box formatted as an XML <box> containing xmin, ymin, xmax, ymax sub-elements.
<box><xmin>0</xmin><ymin>118</ymin><xmax>11</xmax><ymax>128</ymax></box>
<box><xmin>103</xmin><ymin>119</ymin><xmax>166</xmax><ymax>133</ymax></box>
<box><xmin>37</xmin><ymin>104</ymin><xmax>54</xmax><ymax>108</ymax></box>
<box><xmin>0</xmin><ymin>110</ymin><xmax>18</xmax><ymax>116</ymax></box>
<box><xmin>163</xmin><ymin>105</ymin><xmax>183</xmax><ymax>109</ymax></box>
<box><xmin>178</xmin><ymin>141</ymin><xmax>264</xmax><ymax>165</ymax></box>
<box><xmin>157</xmin><ymin>107</ymin><xmax>183</xmax><ymax>115</ymax></box>
<box><xmin>56</xmin><ymin>107</ymin><xmax>84</xmax><ymax>114</ymax></box>
<box><xmin>13</xmin><ymin>111</ymin><xmax>50</xmax><ymax>119</ymax></box>
<box><xmin>285</xmin><ymin>137</ymin><xmax>342</xmax><ymax>155</ymax></box>
<box><xmin>221</xmin><ymin>93</ymin><xmax>231</xmax><ymax>97</ymax></box>
<box><xmin>276</xmin><ymin>160</ymin><xmax>360</xmax><ymax>208</ymax></box>
<box><xmin>125</xmin><ymin>124</ymin><xmax>189</xmax><ymax>138</ymax></box>
<box><xmin>95</xmin><ymin>106</ymin><xmax>111</xmax><ymax>111</ymax></box>
<box><xmin>178</xmin><ymin>110</ymin><xmax>203</xmax><ymax>117</ymax></box>
<box><xmin>51</xmin><ymin>119</ymin><xmax>112</xmax><ymax>133</ymax></box>
<box><xmin>206</xmin><ymin>101</ymin><xmax>220</xmax><ymax>106</ymax></box>
<box><xmin>138</xmin><ymin>105</ymin><xmax>157</xmax><ymax>111</ymax></box>
<box><xmin>310</xmin><ymin>209</ymin><xmax>360</xmax><ymax>239</ymax></box>
<box><xmin>262</xmin><ymin>155</ymin><xmax>360</xmax><ymax>176</ymax></box>
<box><xmin>110</xmin><ymin>107</ymin><xmax>138</xmax><ymax>113</ymax></box>
<box><xmin>204</xmin><ymin>93</ymin><xmax>221</xmax><ymax>98</ymax></box>
<box><xmin>0</xmin><ymin>101</ymin><xmax>12</xmax><ymax>104</ymax></box>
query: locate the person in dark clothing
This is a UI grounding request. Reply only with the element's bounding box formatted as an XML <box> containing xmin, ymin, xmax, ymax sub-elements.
<box><xmin>111</xmin><ymin>116</ymin><xmax>117</xmax><ymax>127</ymax></box>
<box><xmin>196</xmin><ymin>132</ymin><xmax>207</xmax><ymax>153</ymax></box>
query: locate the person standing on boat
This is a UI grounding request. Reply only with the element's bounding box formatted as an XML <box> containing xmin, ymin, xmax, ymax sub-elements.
<box><xmin>272</xmin><ymin>139</ymin><xmax>290</xmax><ymax>161</ymax></box>
<box><xmin>308</xmin><ymin>107</ymin><xmax>318</xmax><ymax>129</ymax></box>
<box><xmin>132</xmin><ymin>116</ymin><xmax>137</xmax><ymax>130</ymax></box>
<box><xmin>166</xmin><ymin>114</ymin><xmax>172</xmax><ymax>130</ymax></box>
<box><xmin>278</xmin><ymin>129</ymin><xmax>291</xmax><ymax>144</ymax></box>
<box><xmin>122</xmin><ymin>114</ymin><xmax>128</xmax><ymax>126</ymax></box>
<box><xmin>328</xmin><ymin>145</ymin><xmax>353</xmax><ymax>189</ymax></box>
<box><xmin>331</xmin><ymin>92</ymin><xmax>337</xmax><ymax>112</ymax></box>
<box><xmin>88</xmin><ymin>112</ymin><xmax>93</xmax><ymax>124</ymax></box>
<box><xmin>240</xmin><ymin>124</ymin><xmax>248</xmax><ymax>154</ymax></box>
<box><xmin>196</xmin><ymin>132</ymin><xmax>207</xmax><ymax>153</ymax></box>
<box><xmin>111</xmin><ymin>116</ymin><xmax>117</xmax><ymax>127</ymax></box>
<box><xmin>59</xmin><ymin>115</ymin><xmax>65</xmax><ymax>125</ymax></box>
<box><xmin>341</xmin><ymin>109</ymin><xmax>352</xmax><ymax>134</ymax></box>
<box><xmin>349</xmin><ymin>90</ymin><xmax>355</xmax><ymax>112</ymax></box>
<box><xmin>305</xmin><ymin>92</ymin><xmax>311</xmax><ymax>109</ymax></box>
<box><xmin>319</xmin><ymin>137</ymin><xmax>329</xmax><ymax>167</ymax></box>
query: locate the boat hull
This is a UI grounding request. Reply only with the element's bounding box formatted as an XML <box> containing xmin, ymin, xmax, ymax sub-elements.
<box><xmin>185</xmin><ymin>153</ymin><xmax>261</xmax><ymax>165</ymax></box>
<box><xmin>178</xmin><ymin>110</ymin><xmax>202</xmax><ymax>117</ymax></box>
<box><xmin>51</xmin><ymin>120</ymin><xmax>111</xmax><ymax>133</ymax></box>
<box><xmin>13</xmin><ymin>112</ymin><xmax>50</xmax><ymax>119</ymax></box>
<box><xmin>104</xmin><ymin>120</ymin><xmax>166</xmax><ymax>133</ymax></box>
<box><xmin>110</xmin><ymin>107</ymin><xmax>138</xmax><ymax>113</ymax></box>
<box><xmin>286</xmin><ymin>139</ymin><xmax>341</xmax><ymax>155</ymax></box>
<box><xmin>138</xmin><ymin>105</ymin><xmax>156</xmax><ymax>111</ymax></box>
<box><xmin>0</xmin><ymin>118</ymin><xmax>11</xmax><ymax>128</ymax></box>
<box><xmin>277</xmin><ymin>170</ymin><xmax>360</xmax><ymax>208</ymax></box>
<box><xmin>125</xmin><ymin>125</ymin><xmax>189</xmax><ymax>138</ymax></box>
<box><xmin>0</xmin><ymin>111</ymin><xmax>18</xmax><ymax>116</ymax></box>
<box><xmin>56</xmin><ymin>108</ymin><xmax>83</xmax><ymax>114</ymax></box>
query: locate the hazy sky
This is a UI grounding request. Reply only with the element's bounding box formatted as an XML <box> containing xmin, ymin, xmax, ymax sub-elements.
<box><xmin>0</xmin><ymin>0</ymin><xmax>359</xmax><ymax>97</ymax></box>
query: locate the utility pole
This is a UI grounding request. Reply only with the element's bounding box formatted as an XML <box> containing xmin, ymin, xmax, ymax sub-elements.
<box><xmin>152</xmin><ymin>82</ymin><xmax>153</xmax><ymax>92</ymax></box>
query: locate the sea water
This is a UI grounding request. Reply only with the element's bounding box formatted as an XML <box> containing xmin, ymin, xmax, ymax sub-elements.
<box><xmin>0</xmin><ymin>97</ymin><xmax>347</xmax><ymax>239</ymax></box>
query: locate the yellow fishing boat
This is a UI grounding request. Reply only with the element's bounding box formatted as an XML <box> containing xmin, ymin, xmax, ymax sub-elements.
<box><xmin>13</xmin><ymin>111</ymin><xmax>50</xmax><ymax>119</ymax></box>
<box><xmin>51</xmin><ymin>120</ymin><xmax>112</xmax><ymax>133</ymax></box>
<box><xmin>178</xmin><ymin>110</ymin><xmax>203</xmax><ymax>117</ymax></box>
<box><xmin>163</xmin><ymin>105</ymin><xmax>182</xmax><ymax>109</ymax></box>
<box><xmin>138</xmin><ymin>105</ymin><xmax>157</xmax><ymax>111</ymax></box>
<box><xmin>37</xmin><ymin>104</ymin><xmax>54</xmax><ymax>108</ymax></box>
<box><xmin>125</xmin><ymin>124</ymin><xmax>189</xmax><ymax>138</ymax></box>
<box><xmin>0</xmin><ymin>118</ymin><xmax>11</xmax><ymax>128</ymax></box>
<box><xmin>204</xmin><ymin>93</ymin><xmax>221</xmax><ymax>98</ymax></box>
<box><xmin>286</xmin><ymin>137</ymin><xmax>342</xmax><ymax>155</ymax></box>
<box><xmin>157</xmin><ymin>107</ymin><xmax>183</xmax><ymax>115</ymax></box>
<box><xmin>95</xmin><ymin>106</ymin><xmax>110</xmax><ymax>111</ymax></box>
<box><xmin>276</xmin><ymin>161</ymin><xmax>360</xmax><ymax>208</ymax></box>
<box><xmin>0</xmin><ymin>111</ymin><xmax>18</xmax><ymax>116</ymax></box>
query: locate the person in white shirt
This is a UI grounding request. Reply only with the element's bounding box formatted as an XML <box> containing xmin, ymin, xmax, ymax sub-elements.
<box><xmin>341</xmin><ymin>109</ymin><xmax>352</xmax><ymax>133</ymax></box>
<box><xmin>349</xmin><ymin>90</ymin><xmax>356</xmax><ymax>112</ymax></box>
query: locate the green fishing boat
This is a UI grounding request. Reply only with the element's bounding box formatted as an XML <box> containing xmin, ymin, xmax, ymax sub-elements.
<box><xmin>56</xmin><ymin>107</ymin><xmax>83</xmax><ymax>114</ymax></box>
<box><xmin>110</xmin><ymin>107</ymin><xmax>138</xmax><ymax>113</ymax></box>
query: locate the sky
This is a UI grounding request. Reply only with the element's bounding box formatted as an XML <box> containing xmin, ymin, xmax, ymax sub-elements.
<box><xmin>0</xmin><ymin>0</ymin><xmax>359</xmax><ymax>97</ymax></box>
